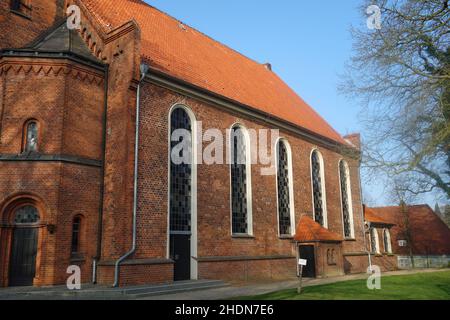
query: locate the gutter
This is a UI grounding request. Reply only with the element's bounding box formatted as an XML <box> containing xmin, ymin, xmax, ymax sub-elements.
<box><xmin>113</xmin><ymin>63</ymin><xmax>149</xmax><ymax>287</ymax></box>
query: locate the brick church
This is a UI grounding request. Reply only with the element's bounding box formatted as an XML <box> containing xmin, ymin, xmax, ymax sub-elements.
<box><xmin>0</xmin><ymin>0</ymin><xmax>385</xmax><ymax>287</ymax></box>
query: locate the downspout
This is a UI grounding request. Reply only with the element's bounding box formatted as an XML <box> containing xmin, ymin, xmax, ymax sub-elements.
<box><xmin>113</xmin><ymin>63</ymin><xmax>149</xmax><ymax>287</ymax></box>
<box><xmin>93</xmin><ymin>64</ymin><xmax>109</xmax><ymax>284</ymax></box>
<box><xmin>358</xmin><ymin>162</ymin><xmax>372</xmax><ymax>270</ymax></box>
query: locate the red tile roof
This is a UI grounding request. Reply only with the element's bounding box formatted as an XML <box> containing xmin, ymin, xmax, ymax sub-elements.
<box><xmin>369</xmin><ymin>205</ymin><xmax>450</xmax><ymax>255</ymax></box>
<box><xmin>294</xmin><ymin>215</ymin><xmax>343</xmax><ymax>242</ymax></box>
<box><xmin>81</xmin><ymin>0</ymin><xmax>346</xmax><ymax>144</ymax></box>
<box><xmin>364</xmin><ymin>206</ymin><xmax>395</xmax><ymax>226</ymax></box>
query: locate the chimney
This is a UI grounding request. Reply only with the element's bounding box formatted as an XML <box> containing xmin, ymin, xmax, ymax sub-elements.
<box><xmin>343</xmin><ymin>133</ymin><xmax>361</xmax><ymax>150</ymax></box>
<box><xmin>263</xmin><ymin>63</ymin><xmax>272</xmax><ymax>71</ymax></box>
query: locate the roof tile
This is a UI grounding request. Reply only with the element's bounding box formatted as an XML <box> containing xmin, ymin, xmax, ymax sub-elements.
<box><xmin>294</xmin><ymin>215</ymin><xmax>343</xmax><ymax>242</ymax></box>
<box><xmin>369</xmin><ymin>205</ymin><xmax>450</xmax><ymax>255</ymax></box>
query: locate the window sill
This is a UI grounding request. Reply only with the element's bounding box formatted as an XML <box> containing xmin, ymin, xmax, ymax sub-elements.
<box><xmin>369</xmin><ymin>253</ymin><xmax>382</xmax><ymax>257</ymax></box>
<box><xmin>279</xmin><ymin>235</ymin><xmax>294</xmax><ymax>240</ymax></box>
<box><xmin>10</xmin><ymin>10</ymin><xmax>31</xmax><ymax>20</ymax></box>
<box><xmin>232</xmin><ymin>234</ymin><xmax>255</xmax><ymax>239</ymax></box>
<box><xmin>70</xmin><ymin>254</ymin><xmax>85</xmax><ymax>263</ymax></box>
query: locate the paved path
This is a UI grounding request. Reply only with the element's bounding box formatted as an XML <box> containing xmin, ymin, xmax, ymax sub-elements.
<box><xmin>144</xmin><ymin>268</ymin><xmax>449</xmax><ymax>300</ymax></box>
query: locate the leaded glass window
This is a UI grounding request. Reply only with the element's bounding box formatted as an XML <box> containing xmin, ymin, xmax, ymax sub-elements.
<box><xmin>25</xmin><ymin>121</ymin><xmax>38</xmax><ymax>152</ymax></box>
<box><xmin>71</xmin><ymin>217</ymin><xmax>81</xmax><ymax>255</ymax></box>
<box><xmin>277</xmin><ymin>141</ymin><xmax>291</xmax><ymax>235</ymax></box>
<box><xmin>231</xmin><ymin>126</ymin><xmax>248</xmax><ymax>234</ymax></box>
<box><xmin>14</xmin><ymin>205</ymin><xmax>40</xmax><ymax>224</ymax></box>
<box><xmin>10</xmin><ymin>0</ymin><xmax>21</xmax><ymax>11</ymax></box>
<box><xmin>10</xmin><ymin>0</ymin><xmax>32</xmax><ymax>16</ymax></box>
<box><xmin>383</xmin><ymin>229</ymin><xmax>392</xmax><ymax>253</ymax></box>
<box><xmin>311</xmin><ymin>150</ymin><xmax>325</xmax><ymax>226</ymax></box>
<box><xmin>370</xmin><ymin>228</ymin><xmax>379</xmax><ymax>253</ymax></box>
<box><xmin>170</xmin><ymin>108</ymin><xmax>192</xmax><ymax>233</ymax></box>
<box><xmin>339</xmin><ymin>160</ymin><xmax>352</xmax><ymax>238</ymax></box>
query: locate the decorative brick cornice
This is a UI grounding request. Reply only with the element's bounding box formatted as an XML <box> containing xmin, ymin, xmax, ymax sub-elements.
<box><xmin>0</xmin><ymin>153</ymin><xmax>102</xmax><ymax>167</ymax></box>
<box><xmin>0</xmin><ymin>59</ymin><xmax>104</xmax><ymax>86</ymax></box>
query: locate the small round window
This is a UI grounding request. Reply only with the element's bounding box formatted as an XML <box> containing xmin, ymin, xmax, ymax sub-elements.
<box><xmin>14</xmin><ymin>205</ymin><xmax>40</xmax><ymax>224</ymax></box>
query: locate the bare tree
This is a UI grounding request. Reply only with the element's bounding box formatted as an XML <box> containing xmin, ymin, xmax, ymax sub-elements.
<box><xmin>444</xmin><ymin>204</ymin><xmax>450</xmax><ymax>226</ymax></box>
<box><xmin>341</xmin><ymin>0</ymin><xmax>450</xmax><ymax>200</ymax></box>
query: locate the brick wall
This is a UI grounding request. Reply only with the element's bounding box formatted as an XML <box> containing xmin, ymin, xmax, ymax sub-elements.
<box><xmin>125</xmin><ymin>82</ymin><xmax>366</xmax><ymax>282</ymax></box>
<box><xmin>97</xmin><ymin>262</ymin><xmax>173</xmax><ymax>287</ymax></box>
<box><xmin>199</xmin><ymin>258</ymin><xmax>297</xmax><ymax>283</ymax></box>
<box><xmin>344</xmin><ymin>254</ymin><xmax>397</xmax><ymax>274</ymax></box>
<box><xmin>0</xmin><ymin>0</ymin><xmax>65</xmax><ymax>49</ymax></box>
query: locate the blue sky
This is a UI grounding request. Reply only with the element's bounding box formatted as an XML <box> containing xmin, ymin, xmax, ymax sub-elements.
<box><xmin>143</xmin><ymin>0</ymin><xmax>438</xmax><ymax>206</ymax></box>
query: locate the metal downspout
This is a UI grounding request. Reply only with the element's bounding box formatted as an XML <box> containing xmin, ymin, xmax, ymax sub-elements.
<box><xmin>113</xmin><ymin>63</ymin><xmax>149</xmax><ymax>287</ymax></box>
<box><xmin>359</xmin><ymin>164</ymin><xmax>372</xmax><ymax>270</ymax></box>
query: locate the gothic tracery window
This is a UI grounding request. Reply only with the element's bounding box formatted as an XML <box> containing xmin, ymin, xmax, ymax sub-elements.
<box><xmin>169</xmin><ymin>107</ymin><xmax>193</xmax><ymax>232</ymax></box>
<box><xmin>339</xmin><ymin>160</ymin><xmax>354</xmax><ymax>238</ymax></box>
<box><xmin>71</xmin><ymin>216</ymin><xmax>82</xmax><ymax>255</ymax></box>
<box><xmin>10</xmin><ymin>0</ymin><xmax>32</xmax><ymax>16</ymax></box>
<box><xmin>277</xmin><ymin>140</ymin><xmax>293</xmax><ymax>236</ymax></box>
<box><xmin>383</xmin><ymin>229</ymin><xmax>392</xmax><ymax>253</ymax></box>
<box><xmin>24</xmin><ymin>120</ymin><xmax>38</xmax><ymax>152</ymax></box>
<box><xmin>311</xmin><ymin>150</ymin><xmax>327</xmax><ymax>227</ymax></box>
<box><xmin>14</xmin><ymin>205</ymin><xmax>40</xmax><ymax>224</ymax></box>
<box><xmin>11</xmin><ymin>0</ymin><xmax>21</xmax><ymax>11</ymax></box>
<box><xmin>231</xmin><ymin>125</ymin><xmax>251</xmax><ymax>235</ymax></box>
<box><xmin>370</xmin><ymin>228</ymin><xmax>380</xmax><ymax>254</ymax></box>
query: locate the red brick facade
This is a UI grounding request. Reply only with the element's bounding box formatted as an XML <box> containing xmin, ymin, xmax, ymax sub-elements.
<box><xmin>0</xmin><ymin>0</ymin><xmax>375</xmax><ymax>287</ymax></box>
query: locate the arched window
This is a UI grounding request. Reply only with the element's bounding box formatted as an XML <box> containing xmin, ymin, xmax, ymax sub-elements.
<box><xmin>230</xmin><ymin>125</ymin><xmax>252</xmax><ymax>235</ymax></box>
<box><xmin>169</xmin><ymin>107</ymin><xmax>193</xmax><ymax>232</ymax></box>
<box><xmin>11</xmin><ymin>0</ymin><xmax>21</xmax><ymax>11</ymax></box>
<box><xmin>14</xmin><ymin>205</ymin><xmax>40</xmax><ymax>224</ymax></box>
<box><xmin>71</xmin><ymin>216</ymin><xmax>82</xmax><ymax>256</ymax></box>
<box><xmin>23</xmin><ymin>120</ymin><xmax>38</xmax><ymax>152</ymax></box>
<box><xmin>276</xmin><ymin>139</ymin><xmax>295</xmax><ymax>236</ymax></box>
<box><xmin>168</xmin><ymin>105</ymin><xmax>198</xmax><ymax>280</ymax></box>
<box><xmin>10</xmin><ymin>0</ymin><xmax>32</xmax><ymax>16</ymax></box>
<box><xmin>370</xmin><ymin>228</ymin><xmax>380</xmax><ymax>254</ymax></box>
<box><xmin>383</xmin><ymin>229</ymin><xmax>392</xmax><ymax>253</ymax></box>
<box><xmin>311</xmin><ymin>150</ymin><xmax>327</xmax><ymax>227</ymax></box>
<box><xmin>339</xmin><ymin>160</ymin><xmax>355</xmax><ymax>238</ymax></box>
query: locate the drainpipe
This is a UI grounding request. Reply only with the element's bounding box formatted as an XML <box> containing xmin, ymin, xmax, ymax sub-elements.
<box><xmin>358</xmin><ymin>163</ymin><xmax>372</xmax><ymax>270</ymax></box>
<box><xmin>113</xmin><ymin>63</ymin><xmax>149</xmax><ymax>287</ymax></box>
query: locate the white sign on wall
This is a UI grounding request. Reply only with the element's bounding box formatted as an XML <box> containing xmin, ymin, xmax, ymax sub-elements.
<box><xmin>298</xmin><ymin>259</ymin><xmax>307</xmax><ymax>266</ymax></box>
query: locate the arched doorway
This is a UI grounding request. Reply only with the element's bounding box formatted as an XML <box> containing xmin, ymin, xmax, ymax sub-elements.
<box><xmin>8</xmin><ymin>205</ymin><xmax>40</xmax><ymax>286</ymax></box>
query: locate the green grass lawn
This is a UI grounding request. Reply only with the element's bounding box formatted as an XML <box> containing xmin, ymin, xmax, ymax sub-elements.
<box><xmin>236</xmin><ymin>271</ymin><xmax>450</xmax><ymax>300</ymax></box>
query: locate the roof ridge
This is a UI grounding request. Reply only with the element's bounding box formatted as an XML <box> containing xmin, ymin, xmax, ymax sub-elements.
<box><xmin>303</xmin><ymin>215</ymin><xmax>318</xmax><ymax>238</ymax></box>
